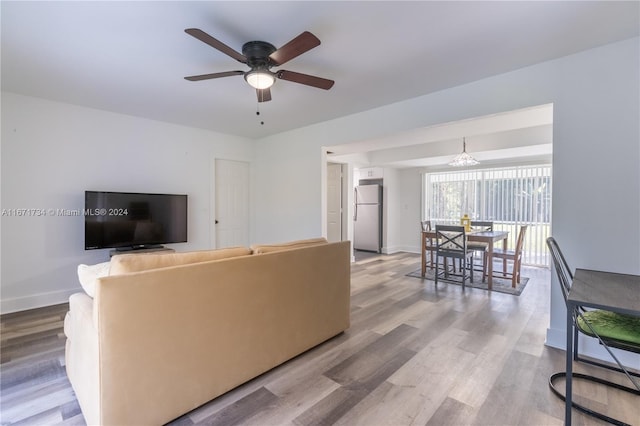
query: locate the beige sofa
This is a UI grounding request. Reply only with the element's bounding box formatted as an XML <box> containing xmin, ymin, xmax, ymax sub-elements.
<box><xmin>64</xmin><ymin>239</ymin><xmax>351</xmax><ymax>425</ymax></box>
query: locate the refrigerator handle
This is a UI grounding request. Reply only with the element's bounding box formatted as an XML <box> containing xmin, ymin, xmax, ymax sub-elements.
<box><xmin>353</xmin><ymin>188</ymin><xmax>358</xmax><ymax>221</ymax></box>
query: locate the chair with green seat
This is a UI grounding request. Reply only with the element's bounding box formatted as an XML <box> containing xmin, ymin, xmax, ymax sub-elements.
<box><xmin>546</xmin><ymin>237</ymin><xmax>640</xmax><ymax>424</ymax></box>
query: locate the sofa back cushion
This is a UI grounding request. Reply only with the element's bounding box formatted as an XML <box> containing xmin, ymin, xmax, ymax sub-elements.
<box><xmin>110</xmin><ymin>247</ymin><xmax>252</xmax><ymax>275</ymax></box>
<box><xmin>250</xmin><ymin>237</ymin><xmax>328</xmax><ymax>254</ymax></box>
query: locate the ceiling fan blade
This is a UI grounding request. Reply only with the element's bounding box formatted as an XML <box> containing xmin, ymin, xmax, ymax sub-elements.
<box><xmin>185</xmin><ymin>28</ymin><xmax>246</xmax><ymax>63</ymax></box>
<box><xmin>269</xmin><ymin>31</ymin><xmax>321</xmax><ymax>66</ymax></box>
<box><xmin>257</xmin><ymin>88</ymin><xmax>272</xmax><ymax>103</ymax></box>
<box><xmin>277</xmin><ymin>70</ymin><xmax>334</xmax><ymax>90</ymax></box>
<box><xmin>184</xmin><ymin>70</ymin><xmax>244</xmax><ymax>81</ymax></box>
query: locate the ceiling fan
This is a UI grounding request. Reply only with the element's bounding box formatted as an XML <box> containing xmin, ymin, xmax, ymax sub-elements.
<box><xmin>184</xmin><ymin>29</ymin><xmax>334</xmax><ymax>102</ymax></box>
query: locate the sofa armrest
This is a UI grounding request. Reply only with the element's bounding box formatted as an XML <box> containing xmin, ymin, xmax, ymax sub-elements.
<box><xmin>68</xmin><ymin>292</ymin><xmax>96</xmax><ymax>332</ymax></box>
<box><xmin>66</xmin><ymin>292</ymin><xmax>100</xmax><ymax>425</ymax></box>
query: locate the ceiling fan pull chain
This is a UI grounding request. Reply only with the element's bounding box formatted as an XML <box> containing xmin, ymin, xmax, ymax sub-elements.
<box><xmin>256</xmin><ymin>103</ymin><xmax>264</xmax><ymax>125</ymax></box>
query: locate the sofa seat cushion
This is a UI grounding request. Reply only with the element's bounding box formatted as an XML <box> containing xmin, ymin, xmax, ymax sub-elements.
<box><xmin>250</xmin><ymin>237</ymin><xmax>328</xmax><ymax>254</ymax></box>
<box><xmin>109</xmin><ymin>246</ymin><xmax>252</xmax><ymax>275</ymax></box>
<box><xmin>77</xmin><ymin>261</ymin><xmax>111</xmax><ymax>298</ymax></box>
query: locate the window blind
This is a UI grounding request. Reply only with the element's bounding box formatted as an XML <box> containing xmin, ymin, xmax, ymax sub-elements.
<box><xmin>424</xmin><ymin>165</ymin><xmax>552</xmax><ymax>267</ymax></box>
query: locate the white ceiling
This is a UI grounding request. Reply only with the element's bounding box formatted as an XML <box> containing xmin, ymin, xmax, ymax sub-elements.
<box><xmin>2</xmin><ymin>1</ymin><xmax>638</xmax><ymax>140</ymax></box>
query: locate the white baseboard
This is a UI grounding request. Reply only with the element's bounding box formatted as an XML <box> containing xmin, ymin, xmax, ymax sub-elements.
<box><xmin>1</xmin><ymin>287</ymin><xmax>78</xmax><ymax>314</ymax></box>
<box><xmin>545</xmin><ymin>327</ymin><xmax>565</xmax><ymax>350</ymax></box>
<box><xmin>382</xmin><ymin>245</ymin><xmax>420</xmax><ymax>255</ymax></box>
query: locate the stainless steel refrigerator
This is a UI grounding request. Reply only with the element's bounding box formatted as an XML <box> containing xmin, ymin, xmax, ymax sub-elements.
<box><xmin>353</xmin><ymin>184</ymin><xmax>382</xmax><ymax>252</ymax></box>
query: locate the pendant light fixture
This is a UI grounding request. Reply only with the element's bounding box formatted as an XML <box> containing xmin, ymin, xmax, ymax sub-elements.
<box><xmin>449</xmin><ymin>137</ymin><xmax>479</xmax><ymax>167</ymax></box>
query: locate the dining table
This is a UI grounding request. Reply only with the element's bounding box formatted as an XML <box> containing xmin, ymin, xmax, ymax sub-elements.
<box><xmin>421</xmin><ymin>229</ymin><xmax>509</xmax><ymax>290</ymax></box>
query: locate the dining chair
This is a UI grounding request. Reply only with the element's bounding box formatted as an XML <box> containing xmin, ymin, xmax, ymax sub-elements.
<box><xmin>486</xmin><ymin>225</ymin><xmax>527</xmax><ymax>288</ymax></box>
<box><xmin>435</xmin><ymin>225</ymin><xmax>474</xmax><ymax>290</ymax></box>
<box><xmin>420</xmin><ymin>220</ymin><xmax>437</xmax><ymax>271</ymax></box>
<box><xmin>468</xmin><ymin>221</ymin><xmax>492</xmax><ymax>276</ymax></box>
<box><xmin>546</xmin><ymin>237</ymin><xmax>640</xmax><ymax>424</ymax></box>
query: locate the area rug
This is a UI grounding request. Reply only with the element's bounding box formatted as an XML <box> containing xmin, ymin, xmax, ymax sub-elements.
<box><xmin>406</xmin><ymin>267</ymin><xmax>529</xmax><ymax>296</ymax></box>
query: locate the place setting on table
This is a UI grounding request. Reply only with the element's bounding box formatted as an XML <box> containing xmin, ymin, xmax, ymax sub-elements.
<box><xmin>406</xmin><ymin>216</ymin><xmax>530</xmax><ymax>296</ymax></box>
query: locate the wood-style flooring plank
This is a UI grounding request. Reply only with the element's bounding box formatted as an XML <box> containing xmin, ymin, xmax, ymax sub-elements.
<box><xmin>425</xmin><ymin>396</ymin><xmax>476</xmax><ymax>426</ymax></box>
<box><xmin>194</xmin><ymin>386</ymin><xmax>278</xmax><ymax>426</ymax></box>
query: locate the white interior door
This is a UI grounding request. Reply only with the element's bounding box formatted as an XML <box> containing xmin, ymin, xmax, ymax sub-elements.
<box><xmin>214</xmin><ymin>159</ymin><xmax>249</xmax><ymax>248</ymax></box>
<box><xmin>327</xmin><ymin>163</ymin><xmax>342</xmax><ymax>242</ymax></box>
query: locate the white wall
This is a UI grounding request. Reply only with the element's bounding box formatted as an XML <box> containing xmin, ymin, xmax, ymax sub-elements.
<box><xmin>251</xmin><ymin>135</ymin><xmax>325</xmax><ymax>243</ymax></box>
<box><xmin>379</xmin><ymin>167</ymin><xmax>423</xmax><ymax>255</ymax></box>
<box><xmin>393</xmin><ymin>168</ymin><xmax>424</xmax><ymax>254</ymax></box>
<box><xmin>380</xmin><ymin>167</ymin><xmax>397</xmax><ymax>254</ymax></box>
<box><xmin>1</xmin><ymin>93</ymin><xmax>253</xmax><ymax>312</ymax></box>
<box><xmin>252</xmin><ymin>37</ymin><xmax>640</xmax><ymax>364</ymax></box>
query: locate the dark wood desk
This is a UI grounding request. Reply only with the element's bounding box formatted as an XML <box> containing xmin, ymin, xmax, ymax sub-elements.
<box><xmin>421</xmin><ymin>230</ymin><xmax>509</xmax><ymax>290</ymax></box>
<box><xmin>565</xmin><ymin>268</ymin><xmax>640</xmax><ymax>425</ymax></box>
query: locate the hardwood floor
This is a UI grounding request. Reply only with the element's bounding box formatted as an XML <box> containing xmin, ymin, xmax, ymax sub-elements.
<box><xmin>1</xmin><ymin>252</ymin><xmax>638</xmax><ymax>425</ymax></box>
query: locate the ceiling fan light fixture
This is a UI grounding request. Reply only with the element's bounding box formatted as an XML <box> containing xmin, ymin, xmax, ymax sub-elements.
<box><xmin>245</xmin><ymin>70</ymin><xmax>275</xmax><ymax>89</ymax></box>
<box><xmin>185</xmin><ymin>29</ymin><xmax>335</xmax><ymax>102</ymax></box>
<box><xmin>449</xmin><ymin>137</ymin><xmax>480</xmax><ymax>167</ymax></box>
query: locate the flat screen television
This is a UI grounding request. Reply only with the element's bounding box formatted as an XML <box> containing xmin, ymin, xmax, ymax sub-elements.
<box><xmin>84</xmin><ymin>191</ymin><xmax>187</xmax><ymax>251</ymax></box>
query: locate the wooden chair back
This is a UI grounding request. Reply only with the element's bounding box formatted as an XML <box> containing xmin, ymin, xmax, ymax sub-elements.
<box><xmin>514</xmin><ymin>225</ymin><xmax>528</xmax><ymax>259</ymax></box>
<box><xmin>471</xmin><ymin>221</ymin><xmax>493</xmax><ymax>231</ymax></box>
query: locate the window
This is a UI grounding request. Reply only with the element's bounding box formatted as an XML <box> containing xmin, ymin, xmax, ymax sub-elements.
<box><xmin>424</xmin><ymin>165</ymin><xmax>552</xmax><ymax>266</ymax></box>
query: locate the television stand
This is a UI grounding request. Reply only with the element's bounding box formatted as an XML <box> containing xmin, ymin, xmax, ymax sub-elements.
<box><xmin>109</xmin><ymin>246</ymin><xmax>175</xmax><ymax>257</ymax></box>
